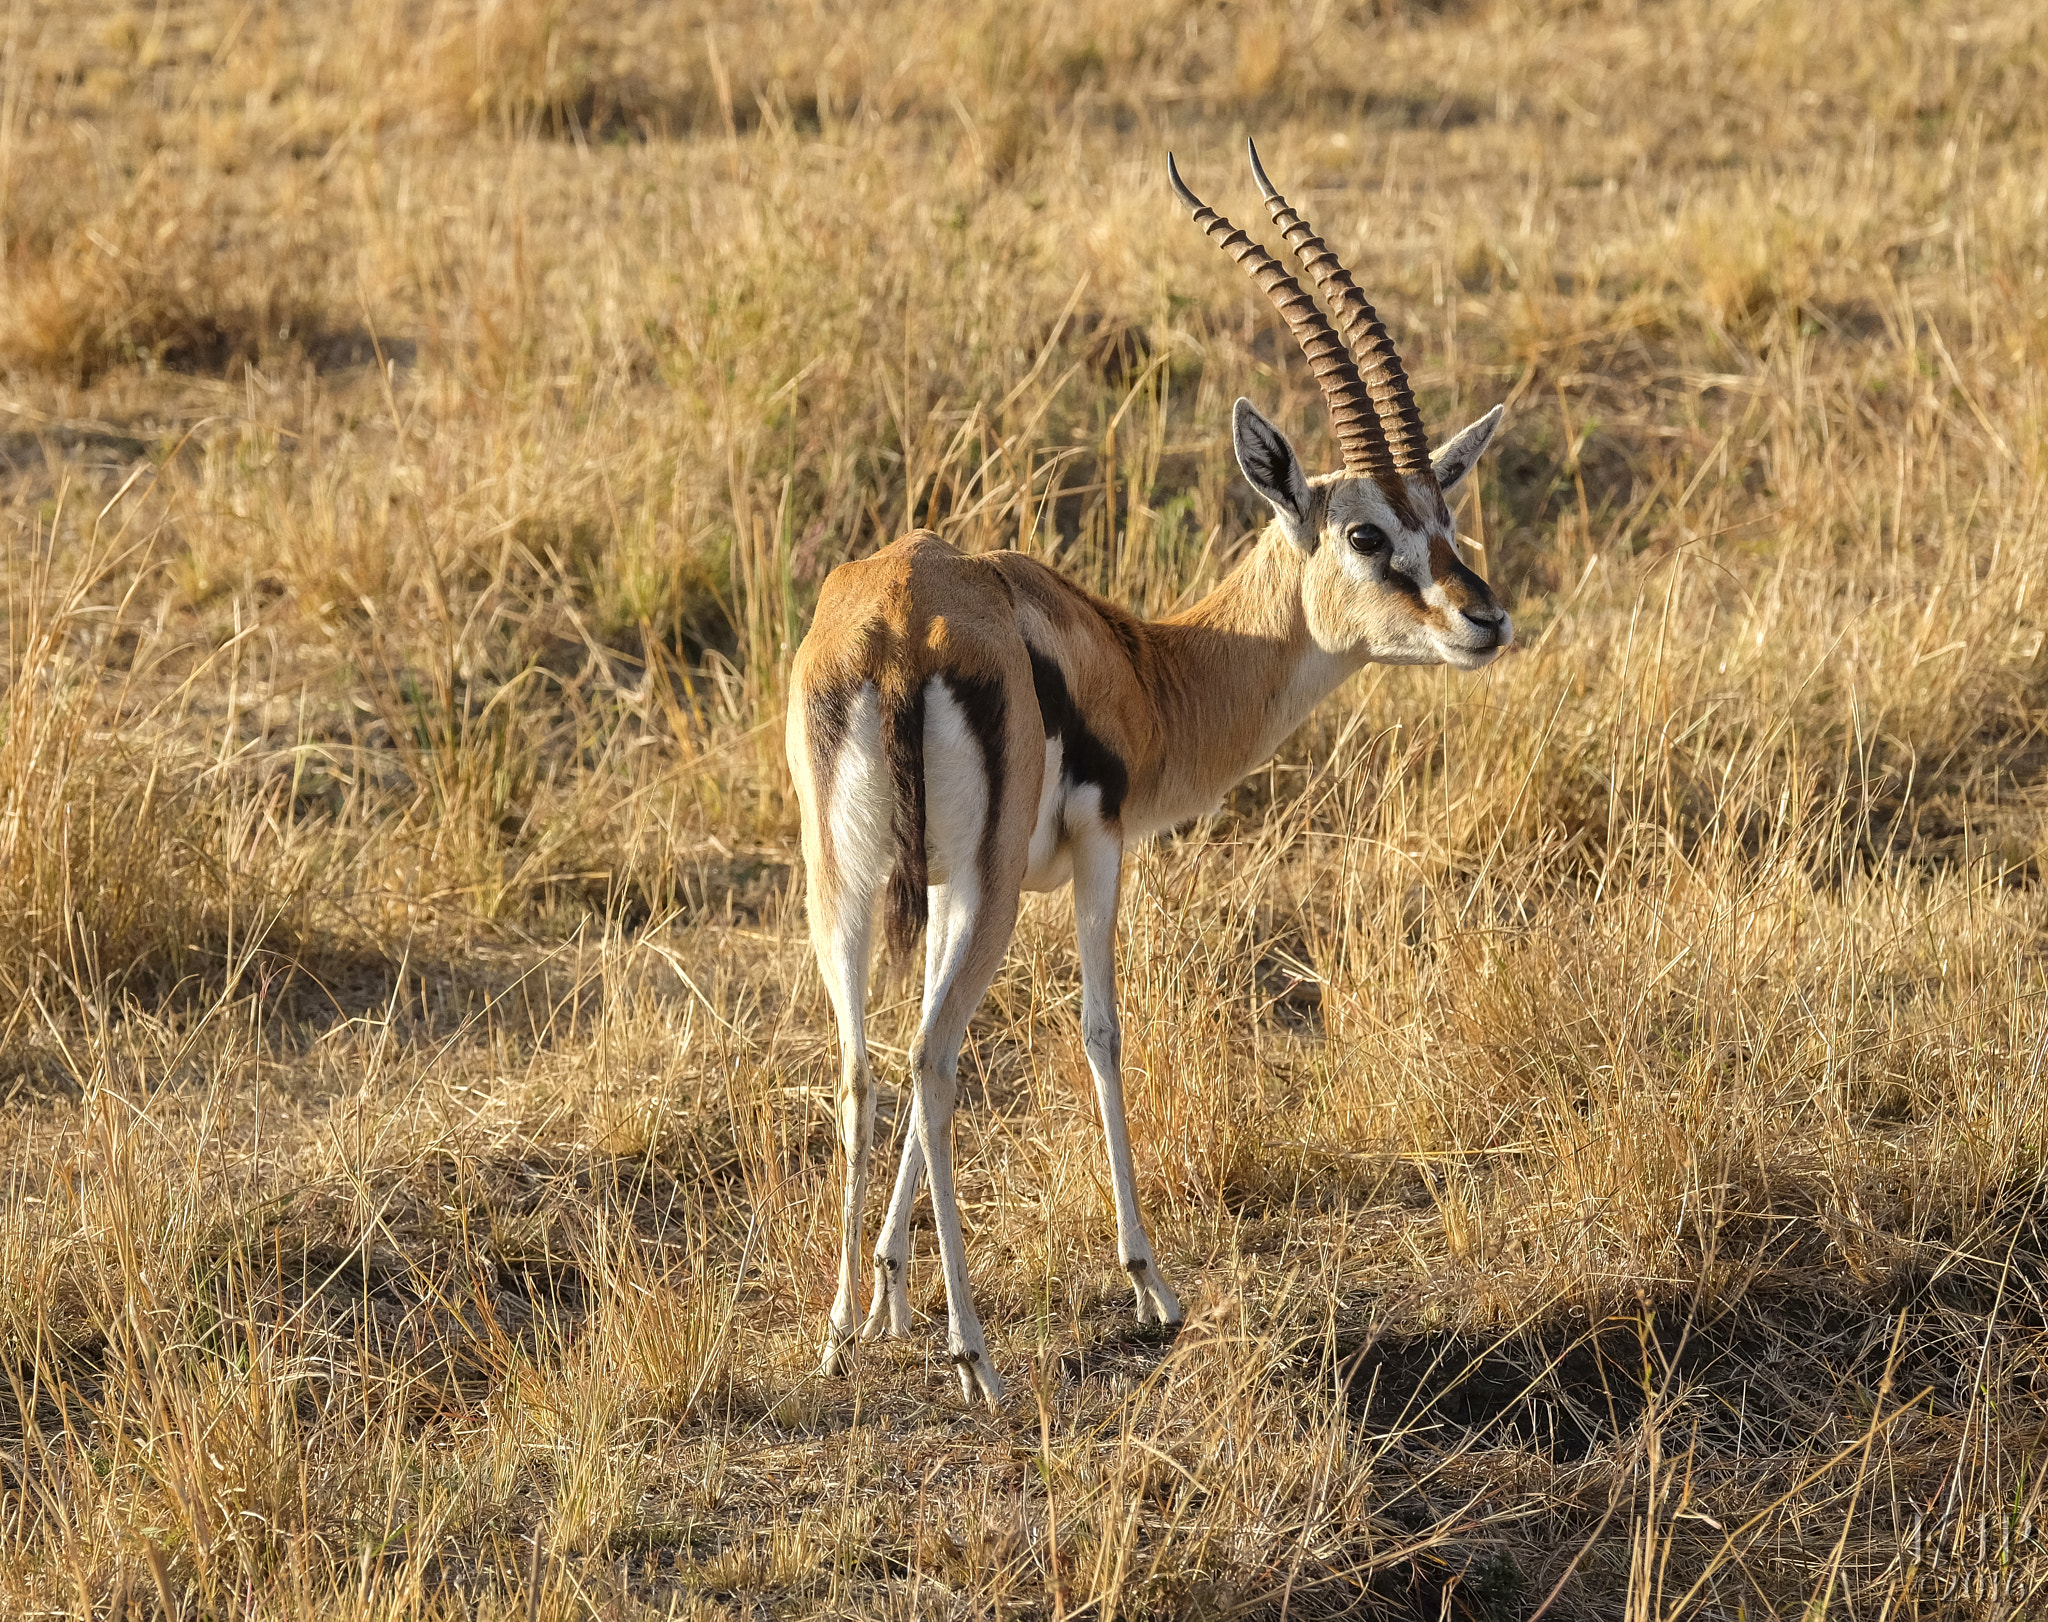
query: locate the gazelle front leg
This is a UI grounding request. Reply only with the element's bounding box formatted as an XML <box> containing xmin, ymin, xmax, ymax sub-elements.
<box><xmin>1073</xmin><ymin>829</ymin><xmax>1182</xmax><ymax>1328</ymax></box>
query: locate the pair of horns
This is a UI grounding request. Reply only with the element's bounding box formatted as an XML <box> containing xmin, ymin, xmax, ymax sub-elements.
<box><xmin>1169</xmin><ymin>141</ymin><xmax>1432</xmax><ymax>496</ymax></box>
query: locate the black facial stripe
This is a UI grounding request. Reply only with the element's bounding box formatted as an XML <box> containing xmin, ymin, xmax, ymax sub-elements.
<box><xmin>1027</xmin><ymin>646</ymin><xmax>1128</xmax><ymax>823</ymax></box>
<box><xmin>942</xmin><ymin>670</ymin><xmax>1009</xmax><ymax>879</ymax></box>
<box><xmin>1379</xmin><ymin>556</ymin><xmax>1425</xmax><ymax>600</ymax></box>
<box><xmin>1451</xmin><ymin>564</ymin><xmax>1485</xmax><ymax>598</ymax></box>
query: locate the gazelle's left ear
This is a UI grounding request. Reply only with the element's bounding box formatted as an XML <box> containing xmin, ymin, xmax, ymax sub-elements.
<box><xmin>1233</xmin><ymin>398</ymin><xmax>1318</xmax><ymax>551</ymax></box>
<box><xmin>1431</xmin><ymin>404</ymin><xmax>1505</xmax><ymax>501</ymax></box>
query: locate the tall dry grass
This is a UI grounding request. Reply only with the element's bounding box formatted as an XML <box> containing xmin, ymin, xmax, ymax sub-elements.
<box><xmin>1</xmin><ymin>0</ymin><xmax>2046</xmax><ymax>1614</ymax></box>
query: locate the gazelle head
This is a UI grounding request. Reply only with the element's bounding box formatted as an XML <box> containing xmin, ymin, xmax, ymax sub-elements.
<box><xmin>1170</xmin><ymin>143</ymin><xmax>1512</xmax><ymax>670</ymax></box>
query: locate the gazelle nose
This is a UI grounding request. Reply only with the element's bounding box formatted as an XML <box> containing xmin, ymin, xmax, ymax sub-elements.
<box><xmin>1463</xmin><ymin>605</ymin><xmax>1511</xmax><ymax>644</ymax></box>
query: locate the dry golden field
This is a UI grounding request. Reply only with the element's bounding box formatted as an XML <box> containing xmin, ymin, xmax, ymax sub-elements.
<box><xmin>1</xmin><ymin>0</ymin><xmax>2046</xmax><ymax>1615</ymax></box>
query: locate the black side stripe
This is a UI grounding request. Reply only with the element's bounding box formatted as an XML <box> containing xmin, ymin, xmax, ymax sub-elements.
<box><xmin>1027</xmin><ymin>646</ymin><xmax>1128</xmax><ymax>822</ymax></box>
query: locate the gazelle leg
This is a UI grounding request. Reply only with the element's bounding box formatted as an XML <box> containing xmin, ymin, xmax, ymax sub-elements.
<box><xmin>1072</xmin><ymin>826</ymin><xmax>1182</xmax><ymax>1327</ymax></box>
<box><xmin>862</xmin><ymin>1109</ymin><xmax>924</xmax><ymax>1338</ymax></box>
<box><xmin>913</xmin><ymin>877</ymin><xmax>1020</xmax><ymax>1408</ymax></box>
<box><xmin>905</xmin><ymin>673</ymin><xmax>1036</xmax><ymax>1408</ymax></box>
<box><xmin>862</xmin><ymin>903</ymin><xmax>952</xmax><ymax>1341</ymax></box>
<box><xmin>815</xmin><ymin>872</ymin><xmax>879</xmax><ymax>1376</ymax></box>
<box><xmin>796</xmin><ymin>682</ymin><xmax>892</xmax><ymax>1379</ymax></box>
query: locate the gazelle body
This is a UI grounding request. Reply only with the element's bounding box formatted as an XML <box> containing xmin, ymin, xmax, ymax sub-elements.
<box><xmin>787</xmin><ymin>145</ymin><xmax>1513</xmax><ymax>1406</ymax></box>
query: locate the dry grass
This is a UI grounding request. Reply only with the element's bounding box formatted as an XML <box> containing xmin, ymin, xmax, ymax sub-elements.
<box><xmin>2</xmin><ymin>0</ymin><xmax>2047</xmax><ymax>1615</ymax></box>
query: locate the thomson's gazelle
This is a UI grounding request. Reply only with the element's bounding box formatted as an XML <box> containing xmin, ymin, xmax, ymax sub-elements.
<box><xmin>787</xmin><ymin>143</ymin><xmax>1512</xmax><ymax>1406</ymax></box>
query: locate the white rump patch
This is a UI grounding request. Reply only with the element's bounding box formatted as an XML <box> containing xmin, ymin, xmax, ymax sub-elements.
<box><xmin>922</xmin><ymin>677</ymin><xmax>987</xmax><ymax>893</ymax></box>
<box><xmin>922</xmin><ymin>677</ymin><xmax>989</xmax><ymax>1002</ymax></box>
<box><xmin>826</xmin><ymin>682</ymin><xmax>890</xmax><ymax>883</ymax></box>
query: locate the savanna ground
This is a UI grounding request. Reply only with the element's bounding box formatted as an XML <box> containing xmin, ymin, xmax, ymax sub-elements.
<box><xmin>1</xmin><ymin>0</ymin><xmax>2046</xmax><ymax>1615</ymax></box>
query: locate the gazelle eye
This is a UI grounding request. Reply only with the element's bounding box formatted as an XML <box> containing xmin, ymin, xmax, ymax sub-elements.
<box><xmin>1348</xmin><ymin>523</ymin><xmax>1390</xmax><ymax>556</ymax></box>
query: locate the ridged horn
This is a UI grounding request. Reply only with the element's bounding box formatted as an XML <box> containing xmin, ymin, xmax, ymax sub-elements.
<box><xmin>1247</xmin><ymin>138</ymin><xmax>1434</xmax><ymax>488</ymax></box>
<box><xmin>1167</xmin><ymin>152</ymin><xmax>1386</xmax><ymax>482</ymax></box>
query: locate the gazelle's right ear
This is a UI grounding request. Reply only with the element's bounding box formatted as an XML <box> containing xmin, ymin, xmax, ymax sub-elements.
<box><xmin>1431</xmin><ymin>404</ymin><xmax>1504</xmax><ymax>501</ymax></box>
<box><xmin>1233</xmin><ymin>398</ymin><xmax>1316</xmax><ymax>551</ymax></box>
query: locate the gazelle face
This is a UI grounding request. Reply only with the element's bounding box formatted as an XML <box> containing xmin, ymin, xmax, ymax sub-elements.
<box><xmin>1233</xmin><ymin>397</ymin><xmax>1512</xmax><ymax>670</ymax></box>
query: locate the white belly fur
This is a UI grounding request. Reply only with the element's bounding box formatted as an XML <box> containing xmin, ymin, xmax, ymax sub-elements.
<box><xmin>1021</xmin><ymin>759</ymin><xmax>1106</xmax><ymax>893</ymax></box>
<box><xmin>1021</xmin><ymin>738</ymin><xmax>1065</xmax><ymax>890</ymax></box>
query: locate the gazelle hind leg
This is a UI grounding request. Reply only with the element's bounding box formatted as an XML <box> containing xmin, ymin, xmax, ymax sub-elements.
<box><xmin>912</xmin><ymin>879</ymin><xmax>1021</xmax><ymax>1408</ymax></box>
<box><xmin>860</xmin><ymin>901</ymin><xmax>954</xmax><ymax>1341</ymax></box>
<box><xmin>804</xmin><ymin>683</ymin><xmax>888</xmax><ymax>1378</ymax></box>
<box><xmin>907</xmin><ymin>672</ymin><xmax>1033</xmax><ymax>1408</ymax></box>
<box><xmin>1072</xmin><ymin>822</ymin><xmax>1181</xmax><ymax>1328</ymax></box>
<box><xmin>817</xmin><ymin>883</ymin><xmax>878</xmax><ymax>1374</ymax></box>
<box><xmin>861</xmin><ymin>1120</ymin><xmax>923</xmax><ymax>1339</ymax></box>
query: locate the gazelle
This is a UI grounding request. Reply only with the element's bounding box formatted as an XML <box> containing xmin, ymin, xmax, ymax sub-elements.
<box><xmin>786</xmin><ymin>142</ymin><xmax>1512</xmax><ymax>1407</ymax></box>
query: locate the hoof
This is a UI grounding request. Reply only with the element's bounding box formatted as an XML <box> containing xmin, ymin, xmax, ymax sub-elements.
<box><xmin>952</xmin><ymin>1344</ymin><xmax>1004</xmax><ymax>1409</ymax></box>
<box><xmin>1128</xmin><ymin>1257</ymin><xmax>1184</xmax><ymax>1328</ymax></box>
<box><xmin>820</xmin><ymin>1328</ymin><xmax>856</xmax><ymax>1377</ymax></box>
<box><xmin>862</xmin><ymin>1256</ymin><xmax>912</xmax><ymax>1341</ymax></box>
<box><xmin>859</xmin><ymin>1310</ymin><xmax>907</xmax><ymax>1342</ymax></box>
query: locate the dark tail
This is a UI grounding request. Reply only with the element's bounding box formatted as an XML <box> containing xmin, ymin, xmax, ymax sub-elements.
<box><xmin>881</xmin><ymin>680</ymin><xmax>927</xmax><ymax>964</ymax></box>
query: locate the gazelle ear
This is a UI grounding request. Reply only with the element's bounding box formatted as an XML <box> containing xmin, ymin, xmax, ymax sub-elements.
<box><xmin>1431</xmin><ymin>404</ymin><xmax>1504</xmax><ymax>501</ymax></box>
<box><xmin>1233</xmin><ymin>398</ymin><xmax>1316</xmax><ymax>551</ymax></box>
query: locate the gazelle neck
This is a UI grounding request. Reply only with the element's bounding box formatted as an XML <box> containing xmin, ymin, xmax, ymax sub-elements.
<box><xmin>1127</xmin><ymin>528</ymin><xmax>1354</xmax><ymax>834</ymax></box>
